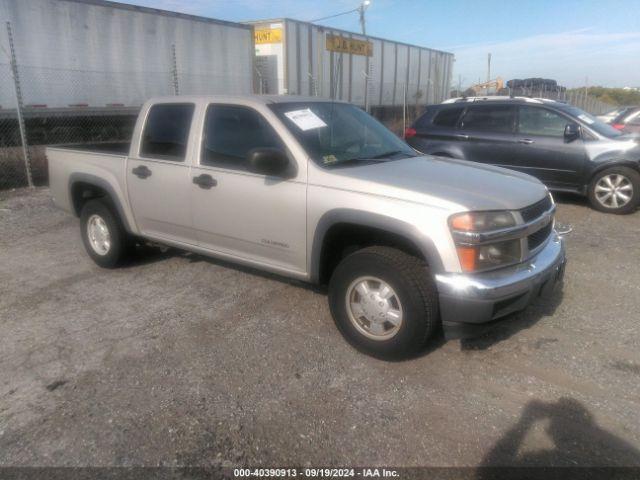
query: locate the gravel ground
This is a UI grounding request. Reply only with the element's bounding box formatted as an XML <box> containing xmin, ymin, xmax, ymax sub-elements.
<box><xmin>1</xmin><ymin>187</ymin><xmax>640</xmax><ymax>469</ymax></box>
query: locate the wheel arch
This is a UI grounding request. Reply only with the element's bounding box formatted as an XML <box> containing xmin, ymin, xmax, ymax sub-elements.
<box><xmin>310</xmin><ymin>209</ymin><xmax>444</xmax><ymax>285</ymax></box>
<box><xmin>586</xmin><ymin>159</ymin><xmax>640</xmax><ymax>185</ymax></box>
<box><xmin>69</xmin><ymin>173</ymin><xmax>134</xmax><ymax>233</ymax></box>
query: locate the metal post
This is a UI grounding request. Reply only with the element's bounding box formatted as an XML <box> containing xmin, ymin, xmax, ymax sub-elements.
<box><xmin>255</xmin><ymin>67</ymin><xmax>264</xmax><ymax>95</ymax></box>
<box><xmin>402</xmin><ymin>82</ymin><xmax>407</xmax><ymax>136</ymax></box>
<box><xmin>6</xmin><ymin>21</ymin><xmax>33</xmax><ymax>188</ymax></box>
<box><xmin>171</xmin><ymin>44</ymin><xmax>179</xmax><ymax>95</ymax></box>
<box><xmin>363</xmin><ymin>70</ymin><xmax>370</xmax><ymax>113</ymax></box>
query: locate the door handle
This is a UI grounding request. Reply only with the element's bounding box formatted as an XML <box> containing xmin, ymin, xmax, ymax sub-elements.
<box><xmin>193</xmin><ymin>174</ymin><xmax>217</xmax><ymax>189</ymax></box>
<box><xmin>518</xmin><ymin>138</ymin><xmax>535</xmax><ymax>145</ymax></box>
<box><xmin>454</xmin><ymin>134</ymin><xmax>469</xmax><ymax>140</ymax></box>
<box><xmin>132</xmin><ymin>165</ymin><xmax>152</xmax><ymax>179</ymax></box>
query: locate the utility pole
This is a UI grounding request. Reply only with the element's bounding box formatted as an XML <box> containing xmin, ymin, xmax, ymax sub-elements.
<box><xmin>311</xmin><ymin>1</ymin><xmax>371</xmax><ymax>34</ymax></box>
<box><xmin>358</xmin><ymin>0</ymin><xmax>370</xmax><ymax>35</ymax></box>
<box><xmin>584</xmin><ymin>76</ymin><xmax>588</xmax><ymax>100</ymax></box>
<box><xmin>487</xmin><ymin>53</ymin><xmax>491</xmax><ymax>82</ymax></box>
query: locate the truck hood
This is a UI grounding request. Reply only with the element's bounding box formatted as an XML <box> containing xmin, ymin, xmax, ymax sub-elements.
<box><xmin>314</xmin><ymin>155</ymin><xmax>549</xmax><ymax>212</ymax></box>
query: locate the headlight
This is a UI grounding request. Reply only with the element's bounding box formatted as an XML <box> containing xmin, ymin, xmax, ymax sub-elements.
<box><xmin>455</xmin><ymin>239</ymin><xmax>521</xmax><ymax>273</ymax></box>
<box><xmin>449</xmin><ymin>211</ymin><xmax>521</xmax><ymax>273</ymax></box>
<box><xmin>449</xmin><ymin>211</ymin><xmax>516</xmax><ymax>231</ymax></box>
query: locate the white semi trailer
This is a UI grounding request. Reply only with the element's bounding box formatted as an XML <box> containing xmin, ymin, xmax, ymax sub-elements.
<box><xmin>0</xmin><ymin>0</ymin><xmax>255</xmax><ymax>110</ymax></box>
<box><xmin>249</xmin><ymin>18</ymin><xmax>454</xmax><ymax>108</ymax></box>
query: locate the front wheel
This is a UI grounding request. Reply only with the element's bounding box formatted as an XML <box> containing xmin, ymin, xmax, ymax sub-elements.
<box><xmin>588</xmin><ymin>167</ymin><xmax>640</xmax><ymax>214</ymax></box>
<box><xmin>328</xmin><ymin>246</ymin><xmax>439</xmax><ymax>359</ymax></box>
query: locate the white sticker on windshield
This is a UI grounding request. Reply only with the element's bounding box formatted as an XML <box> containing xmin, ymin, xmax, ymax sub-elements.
<box><xmin>284</xmin><ymin>108</ymin><xmax>327</xmax><ymax>131</ymax></box>
<box><xmin>578</xmin><ymin>114</ymin><xmax>595</xmax><ymax>124</ymax></box>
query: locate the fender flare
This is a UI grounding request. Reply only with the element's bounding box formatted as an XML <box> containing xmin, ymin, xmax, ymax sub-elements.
<box><xmin>68</xmin><ymin>172</ymin><xmax>135</xmax><ymax>233</ymax></box>
<box><xmin>586</xmin><ymin>159</ymin><xmax>640</xmax><ymax>181</ymax></box>
<box><xmin>309</xmin><ymin>209</ymin><xmax>444</xmax><ymax>284</ymax></box>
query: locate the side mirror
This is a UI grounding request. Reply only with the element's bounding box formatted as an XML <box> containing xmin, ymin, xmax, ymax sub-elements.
<box><xmin>247</xmin><ymin>147</ymin><xmax>289</xmax><ymax>176</ymax></box>
<box><xmin>564</xmin><ymin>123</ymin><xmax>580</xmax><ymax>142</ymax></box>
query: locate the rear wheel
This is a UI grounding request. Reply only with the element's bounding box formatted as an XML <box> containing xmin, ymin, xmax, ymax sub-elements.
<box><xmin>80</xmin><ymin>199</ymin><xmax>134</xmax><ymax>268</ymax></box>
<box><xmin>328</xmin><ymin>246</ymin><xmax>439</xmax><ymax>359</ymax></box>
<box><xmin>588</xmin><ymin>167</ymin><xmax>640</xmax><ymax>214</ymax></box>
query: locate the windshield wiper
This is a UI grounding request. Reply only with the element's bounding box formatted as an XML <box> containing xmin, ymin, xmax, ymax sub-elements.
<box><xmin>325</xmin><ymin>150</ymin><xmax>414</xmax><ymax>168</ymax></box>
<box><xmin>368</xmin><ymin>150</ymin><xmax>408</xmax><ymax>159</ymax></box>
<box><xmin>325</xmin><ymin>157</ymin><xmax>387</xmax><ymax>168</ymax></box>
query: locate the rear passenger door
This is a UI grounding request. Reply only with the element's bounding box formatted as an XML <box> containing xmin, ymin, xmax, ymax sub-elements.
<box><xmin>511</xmin><ymin>105</ymin><xmax>586</xmax><ymax>188</ymax></box>
<box><xmin>127</xmin><ymin>103</ymin><xmax>197</xmax><ymax>245</ymax></box>
<box><xmin>458</xmin><ymin>104</ymin><xmax>517</xmax><ymax>168</ymax></box>
<box><xmin>190</xmin><ymin>104</ymin><xmax>307</xmax><ymax>274</ymax></box>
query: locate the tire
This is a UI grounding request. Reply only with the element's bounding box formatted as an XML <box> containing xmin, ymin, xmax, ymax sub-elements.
<box><xmin>80</xmin><ymin>199</ymin><xmax>134</xmax><ymax>268</ymax></box>
<box><xmin>588</xmin><ymin>166</ymin><xmax>640</xmax><ymax>214</ymax></box>
<box><xmin>328</xmin><ymin>246</ymin><xmax>439</xmax><ymax>359</ymax></box>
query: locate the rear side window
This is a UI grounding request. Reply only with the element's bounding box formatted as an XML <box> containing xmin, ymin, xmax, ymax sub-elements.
<box><xmin>432</xmin><ymin>107</ymin><xmax>464</xmax><ymax>127</ymax></box>
<box><xmin>623</xmin><ymin>109</ymin><xmax>640</xmax><ymax>125</ymax></box>
<box><xmin>140</xmin><ymin>103</ymin><xmax>194</xmax><ymax>161</ymax></box>
<box><xmin>201</xmin><ymin>105</ymin><xmax>284</xmax><ymax>170</ymax></box>
<box><xmin>461</xmin><ymin>105</ymin><xmax>515</xmax><ymax>133</ymax></box>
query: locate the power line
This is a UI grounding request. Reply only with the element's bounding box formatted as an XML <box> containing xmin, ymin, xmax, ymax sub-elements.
<box><xmin>309</xmin><ymin>1</ymin><xmax>371</xmax><ymax>35</ymax></box>
<box><xmin>310</xmin><ymin>8</ymin><xmax>359</xmax><ymax>23</ymax></box>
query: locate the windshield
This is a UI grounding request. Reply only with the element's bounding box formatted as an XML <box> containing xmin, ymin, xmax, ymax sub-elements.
<box><xmin>269</xmin><ymin>102</ymin><xmax>417</xmax><ymax>167</ymax></box>
<box><xmin>557</xmin><ymin>104</ymin><xmax>623</xmax><ymax>138</ymax></box>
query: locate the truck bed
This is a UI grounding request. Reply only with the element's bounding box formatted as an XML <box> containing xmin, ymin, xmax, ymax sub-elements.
<box><xmin>47</xmin><ymin>142</ymin><xmax>131</xmax><ymax>220</ymax></box>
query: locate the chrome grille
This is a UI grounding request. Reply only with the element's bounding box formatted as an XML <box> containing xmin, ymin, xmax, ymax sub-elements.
<box><xmin>520</xmin><ymin>195</ymin><xmax>553</xmax><ymax>222</ymax></box>
<box><xmin>527</xmin><ymin>222</ymin><xmax>553</xmax><ymax>251</ymax></box>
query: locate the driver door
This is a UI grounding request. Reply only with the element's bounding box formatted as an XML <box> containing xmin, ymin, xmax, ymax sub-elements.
<box><xmin>510</xmin><ymin>106</ymin><xmax>587</xmax><ymax>188</ymax></box>
<box><xmin>190</xmin><ymin>103</ymin><xmax>307</xmax><ymax>274</ymax></box>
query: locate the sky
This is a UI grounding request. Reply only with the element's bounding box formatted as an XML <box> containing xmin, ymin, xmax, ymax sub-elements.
<box><xmin>124</xmin><ymin>0</ymin><xmax>640</xmax><ymax>88</ymax></box>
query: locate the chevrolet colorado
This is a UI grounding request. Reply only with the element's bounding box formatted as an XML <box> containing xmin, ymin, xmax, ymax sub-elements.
<box><xmin>47</xmin><ymin>95</ymin><xmax>566</xmax><ymax>358</ymax></box>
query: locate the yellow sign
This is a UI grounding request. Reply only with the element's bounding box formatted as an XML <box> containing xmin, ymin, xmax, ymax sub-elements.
<box><xmin>326</xmin><ymin>34</ymin><xmax>373</xmax><ymax>57</ymax></box>
<box><xmin>254</xmin><ymin>28</ymin><xmax>282</xmax><ymax>44</ymax></box>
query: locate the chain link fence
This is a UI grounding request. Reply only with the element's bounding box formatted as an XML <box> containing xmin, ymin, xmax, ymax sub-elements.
<box><xmin>0</xmin><ymin>24</ymin><xmax>619</xmax><ymax>191</ymax></box>
<box><xmin>497</xmin><ymin>86</ymin><xmax>616</xmax><ymax>115</ymax></box>
<box><xmin>0</xmin><ymin>60</ymin><xmax>438</xmax><ymax>190</ymax></box>
<box><xmin>0</xmin><ymin>62</ymin><xmax>28</xmax><ymax>190</ymax></box>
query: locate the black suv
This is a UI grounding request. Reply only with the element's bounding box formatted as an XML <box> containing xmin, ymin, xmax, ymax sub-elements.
<box><xmin>405</xmin><ymin>97</ymin><xmax>640</xmax><ymax>214</ymax></box>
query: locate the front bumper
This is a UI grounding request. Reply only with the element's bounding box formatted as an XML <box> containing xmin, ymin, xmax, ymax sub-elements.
<box><xmin>435</xmin><ymin>232</ymin><xmax>566</xmax><ymax>339</ymax></box>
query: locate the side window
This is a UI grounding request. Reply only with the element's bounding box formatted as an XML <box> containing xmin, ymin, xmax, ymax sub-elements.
<box><xmin>518</xmin><ymin>106</ymin><xmax>569</xmax><ymax>137</ymax></box>
<box><xmin>202</xmin><ymin>105</ymin><xmax>284</xmax><ymax>170</ymax></box>
<box><xmin>625</xmin><ymin>110</ymin><xmax>640</xmax><ymax>125</ymax></box>
<box><xmin>140</xmin><ymin>103</ymin><xmax>195</xmax><ymax>161</ymax></box>
<box><xmin>432</xmin><ymin>107</ymin><xmax>464</xmax><ymax>127</ymax></box>
<box><xmin>460</xmin><ymin>105</ymin><xmax>515</xmax><ymax>133</ymax></box>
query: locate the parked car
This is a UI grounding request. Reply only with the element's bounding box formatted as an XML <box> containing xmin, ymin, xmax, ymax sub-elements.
<box><xmin>47</xmin><ymin>95</ymin><xmax>566</xmax><ymax>359</ymax></box>
<box><xmin>405</xmin><ymin>97</ymin><xmax>640</xmax><ymax>214</ymax></box>
<box><xmin>597</xmin><ymin>106</ymin><xmax>637</xmax><ymax>124</ymax></box>
<box><xmin>610</xmin><ymin>107</ymin><xmax>640</xmax><ymax>133</ymax></box>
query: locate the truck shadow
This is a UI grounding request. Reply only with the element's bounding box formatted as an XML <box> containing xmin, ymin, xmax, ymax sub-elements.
<box><xmin>124</xmin><ymin>244</ymin><xmax>562</xmax><ymax>357</ymax></box>
<box><xmin>123</xmin><ymin>244</ymin><xmax>180</xmax><ymax>267</ymax></box>
<box><xmin>122</xmin><ymin>244</ymin><xmax>320</xmax><ymax>295</ymax></box>
<box><xmin>460</xmin><ymin>287</ymin><xmax>564</xmax><ymax>351</ymax></box>
<box><xmin>551</xmin><ymin>191</ymin><xmax>587</xmax><ymax>207</ymax></box>
<box><xmin>476</xmin><ymin>398</ymin><xmax>640</xmax><ymax>479</ymax></box>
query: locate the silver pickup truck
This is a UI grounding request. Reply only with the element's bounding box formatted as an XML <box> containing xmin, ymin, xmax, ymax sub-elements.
<box><xmin>47</xmin><ymin>95</ymin><xmax>566</xmax><ymax>358</ymax></box>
